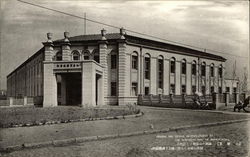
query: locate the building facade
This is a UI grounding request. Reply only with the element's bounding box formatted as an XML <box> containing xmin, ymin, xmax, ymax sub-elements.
<box><xmin>7</xmin><ymin>28</ymin><xmax>227</xmax><ymax>107</ymax></box>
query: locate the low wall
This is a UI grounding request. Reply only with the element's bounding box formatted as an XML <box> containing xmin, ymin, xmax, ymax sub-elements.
<box><xmin>0</xmin><ymin>100</ymin><xmax>10</xmax><ymax>106</ymax></box>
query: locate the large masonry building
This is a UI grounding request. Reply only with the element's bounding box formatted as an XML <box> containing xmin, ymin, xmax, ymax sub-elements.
<box><xmin>7</xmin><ymin>28</ymin><xmax>226</xmax><ymax>107</ymax></box>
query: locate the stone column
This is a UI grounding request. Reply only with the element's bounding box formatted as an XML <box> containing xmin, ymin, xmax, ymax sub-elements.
<box><xmin>139</xmin><ymin>47</ymin><xmax>143</xmax><ymax>95</ymax></box>
<box><xmin>62</xmin><ymin>32</ymin><xmax>71</xmax><ymax>61</ymax></box>
<box><xmin>235</xmin><ymin>92</ymin><xmax>239</xmax><ymax>104</ymax></box>
<box><xmin>175</xmin><ymin>61</ymin><xmax>181</xmax><ymax>95</ymax></box>
<box><xmin>98</xmin><ymin>29</ymin><xmax>108</xmax><ymax>105</ymax></box>
<box><xmin>186</xmin><ymin>62</ymin><xmax>192</xmax><ymax>95</ymax></box>
<box><xmin>224</xmin><ymin>92</ymin><xmax>229</xmax><ymax>106</ymax></box>
<box><xmin>24</xmin><ymin>96</ymin><xmax>27</xmax><ymax>105</ymax></box>
<box><xmin>150</xmin><ymin>58</ymin><xmax>157</xmax><ymax>95</ymax></box>
<box><xmin>9</xmin><ymin>97</ymin><xmax>13</xmax><ymax>107</ymax></box>
<box><xmin>82</xmin><ymin>62</ymin><xmax>96</xmax><ymax>107</ymax></box>
<box><xmin>43</xmin><ymin>63</ymin><xmax>57</xmax><ymax>107</ymax></box>
<box><xmin>163</xmin><ymin>59</ymin><xmax>169</xmax><ymax>95</ymax></box>
<box><xmin>43</xmin><ymin>33</ymin><xmax>57</xmax><ymax>107</ymax></box>
<box><xmin>118</xmin><ymin>28</ymin><xmax>129</xmax><ymax>105</ymax></box>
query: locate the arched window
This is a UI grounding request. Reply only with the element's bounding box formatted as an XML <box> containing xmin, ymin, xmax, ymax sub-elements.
<box><xmin>158</xmin><ymin>55</ymin><xmax>164</xmax><ymax>89</ymax></box>
<box><xmin>219</xmin><ymin>64</ymin><xmax>223</xmax><ymax>78</ymax></box>
<box><xmin>201</xmin><ymin>62</ymin><xmax>206</xmax><ymax>76</ymax></box>
<box><xmin>93</xmin><ymin>49</ymin><xmax>99</xmax><ymax>63</ymax></box>
<box><xmin>192</xmin><ymin>60</ymin><xmax>197</xmax><ymax>75</ymax></box>
<box><xmin>210</xmin><ymin>63</ymin><xmax>214</xmax><ymax>77</ymax></box>
<box><xmin>170</xmin><ymin>57</ymin><xmax>176</xmax><ymax>73</ymax></box>
<box><xmin>72</xmin><ymin>50</ymin><xmax>80</xmax><ymax>61</ymax></box>
<box><xmin>110</xmin><ymin>50</ymin><xmax>117</xmax><ymax>69</ymax></box>
<box><xmin>181</xmin><ymin>59</ymin><xmax>186</xmax><ymax>75</ymax></box>
<box><xmin>144</xmin><ymin>53</ymin><xmax>151</xmax><ymax>79</ymax></box>
<box><xmin>55</xmin><ymin>51</ymin><xmax>62</xmax><ymax>61</ymax></box>
<box><xmin>131</xmin><ymin>51</ymin><xmax>138</xmax><ymax>70</ymax></box>
<box><xmin>83</xmin><ymin>50</ymin><xmax>91</xmax><ymax>60</ymax></box>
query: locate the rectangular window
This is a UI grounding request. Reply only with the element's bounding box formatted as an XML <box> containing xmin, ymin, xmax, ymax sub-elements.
<box><xmin>111</xmin><ymin>54</ymin><xmax>117</xmax><ymax>69</ymax></box>
<box><xmin>132</xmin><ymin>56</ymin><xmax>138</xmax><ymax>69</ymax></box>
<box><xmin>192</xmin><ymin>64</ymin><xmax>196</xmax><ymax>75</ymax></box>
<box><xmin>233</xmin><ymin>87</ymin><xmax>237</xmax><ymax>93</ymax></box>
<box><xmin>182</xmin><ymin>62</ymin><xmax>186</xmax><ymax>74</ymax></box>
<box><xmin>145</xmin><ymin>87</ymin><xmax>149</xmax><ymax>95</ymax></box>
<box><xmin>192</xmin><ymin>86</ymin><xmax>196</xmax><ymax>94</ymax></box>
<box><xmin>210</xmin><ymin>67</ymin><xmax>214</xmax><ymax>77</ymax></box>
<box><xmin>170</xmin><ymin>84</ymin><xmax>175</xmax><ymax>94</ymax></box>
<box><xmin>84</xmin><ymin>56</ymin><xmax>89</xmax><ymax>60</ymax></box>
<box><xmin>158</xmin><ymin>59</ymin><xmax>163</xmax><ymax>89</ymax></box>
<box><xmin>219</xmin><ymin>68</ymin><xmax>223</xmax><ymax>78</ymax></box>
<box><xmin>181</xmin><ymin>85</ymin><xmax>186</xmax><ymax>94</ymax></box>
<box><xmin>170</xmin><ymin>61</ymin><xmax>175</xmax><ymax>73</ymax></box>
<box><xmin>145</xmin><ymin>57</ymin><xmax>150</xmax><ymax>79</ymax></box>
<box><xmin>111</xmin><ymin>82</ymin><xmax>117</xmax><ymax>96</ymax></box>
<box><xmin>218</xmin><ymin>87</ymin><xmax>222</xmax><ymax>94</ymax></box>
<box><xmin>131</xmin><ymin>83</ymin><xmax>138</xmax><ymax>96</ymax></box>
<box><xmin>210</xmin><ymin>86</ymin><xmax>214</xmax><ymax>93</ymax></box>
<box><xmin>201</xmin><ymin>65</ymin><xmax>206</xmax><ymax>76</ymax></box>
<box><xmin>226</xmin><ymin>87</ymin><xmax>230</xmax><ymax>93</ymax></box>
<box><xmin>201</xmin><ymin>86</ymin><xmax>206</xmax><ymax>95</ymax></box>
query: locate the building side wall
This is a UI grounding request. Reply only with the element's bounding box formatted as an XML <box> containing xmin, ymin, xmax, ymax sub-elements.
<box><xmin>125</xmin><ymin>44</ymin><xmax>225</xmax><ymax>98</ymax></box>
<box><xmin>7</xmin><ymin>52</ymin><xmax>44</xmax><ymax>98</ymax></box>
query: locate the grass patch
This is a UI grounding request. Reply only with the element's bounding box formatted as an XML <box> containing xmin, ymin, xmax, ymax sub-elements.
<box><xmin>0</xmin><ymin>105</ymin><xmax>140</xmax><ymax>128</ymax></box>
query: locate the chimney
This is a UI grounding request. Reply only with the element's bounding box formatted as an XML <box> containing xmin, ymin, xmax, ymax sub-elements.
<box><xmin>101</xmin><ymin>28</ymin><xmax>107</xmax><ymax>40</ymax></box>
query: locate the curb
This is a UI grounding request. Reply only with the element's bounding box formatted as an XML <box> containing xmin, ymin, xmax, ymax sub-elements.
<box><xmin>4</xmin><ymin>112</ymin><xmax>143</xmax><ymax>128</ymax></box>
<box><xmin>139</xmin><ymin>106</ymin><xmax>250</xmax><ymax>116</ymax></box>
<box><xmin>1</xmin><ymin>117</ymin><xmax>249</xmax><ymax>153</ymax></box>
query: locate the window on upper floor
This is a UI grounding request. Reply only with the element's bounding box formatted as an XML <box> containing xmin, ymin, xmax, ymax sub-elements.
<box><xmin>144</xmin><ymin>54</ymin><xmax>150</xmax><ymax>79</ymax></box>
<box><xmin>93</xmin><ymin>49</ymin><xmax>99</xmax><ymax>63</ymax></box>
<box><xmin>210</xmin><ymin>64</ymin><xmax>214</xmax><ymax>77</ymax></box>
<box><xmin>181</xmin><ymin>59</ymin><xmax>186</xmax><ymax>75</ymax></box>
<box><xmin>83</xmin><ymin>50</ymin><xmax>90</xmax><ymax>60</ymax></box>
<box><xmin>192</xmin><ymin>61</ymin><xmax>197</xmax><ymax>75</ymax></box>
<box><xmin>201</xmin><ymin>62</ymin><xmax>206</xmax><ymax>76</ymax></box>
<box><xmin>219</xmin><ymin>65</ymin><xmax>223</xmax><ymax>78</ymax></box>
<box><xmin>72</xmin><ymin>50</ymin><xmax>80</xmax><ymax>61</ymax></box>
<box><xmin>132</xmin><ymin>52</ymin><xmax>138</xmax><ymax>70</ymax></box>
<box><xmin>55</xmin><ymin>51</ymin><xmax>62</xmax><ymax>61</ymax></box>
<box><xmin>170</xmin><ymin>57</ymin><xmax>176</xmax><ymax>74</ymax></box>
<box><xmin>158</xmin><ymin>56</ymin><xmax>164</xmax><ymax>89</ymax></box>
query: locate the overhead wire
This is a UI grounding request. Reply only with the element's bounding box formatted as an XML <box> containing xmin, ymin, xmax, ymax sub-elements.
<box><xmin>17</xmin><ymin>0</ymin><xmax>248</xmax><ymax>59</ymax></box>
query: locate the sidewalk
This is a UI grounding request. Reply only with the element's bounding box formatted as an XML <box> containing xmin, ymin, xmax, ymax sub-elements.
<box><xmin>1</xmin><ymin>106</ymin><xmax>249</xmax><ymax>151</ymax></box>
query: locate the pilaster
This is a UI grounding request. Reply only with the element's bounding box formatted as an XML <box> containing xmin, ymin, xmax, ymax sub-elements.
<box><xmin>99</xmin><ymin>41</ymin><xmax>108</xmax><ymax>104</ymax></box>
<box><xmin>118</xmin><ymin>39</ymin><xmax>128</xmax><ymax>105</ymax></box>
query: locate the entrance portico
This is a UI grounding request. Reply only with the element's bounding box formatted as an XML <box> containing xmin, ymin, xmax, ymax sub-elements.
<box><xmin>43</xmin><ymin>60</ymin><xmax>104</xmax><ymax>107</ymax></box>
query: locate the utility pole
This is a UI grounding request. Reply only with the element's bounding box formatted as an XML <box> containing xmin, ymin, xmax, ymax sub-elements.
<box><xmin>84</xmin><ymin>12</ymin><xmax>86</xmax><ymax>35</ymax></box>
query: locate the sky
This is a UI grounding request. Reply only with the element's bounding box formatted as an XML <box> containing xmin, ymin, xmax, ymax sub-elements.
<box><xmin>0</xmin><ymin>0</ymin><xmax>249</xmax><ymax>90</ymax></box>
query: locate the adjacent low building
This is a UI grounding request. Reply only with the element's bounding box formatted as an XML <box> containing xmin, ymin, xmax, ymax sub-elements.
<box><xmin>7</xmin><ymin>28</ymin><xmax>227</xmax><ymax>107</ymax></box>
